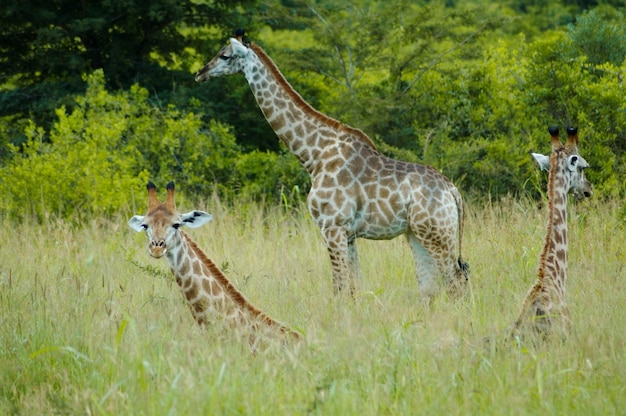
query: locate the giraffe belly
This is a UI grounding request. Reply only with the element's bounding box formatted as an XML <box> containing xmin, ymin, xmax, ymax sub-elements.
<box><xmin>308</xmin><ymin>180</ymin><xmax>412</xmax><ymax>240</ymax></box>
<box><xmin>309</xmin><ymin>200</ymin><xmax>409</xmax><ymax>240</ymax></box>
<box><xmin>351</xmin><ymin>211</ymin><xmax>409</xmax><ymax>240</ymax></box>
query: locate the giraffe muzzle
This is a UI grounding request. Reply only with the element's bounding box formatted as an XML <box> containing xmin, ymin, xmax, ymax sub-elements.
<box><xmin>194</xmin><ymin>67</ymin><xmax>210</xmax><ymax>82</ymax></box>
<box><xmin>573</xmin><ymin>185</ymin><xmax>593</xmax><ymax>201</ymax></box>
<box><xmin>149</xmin><ymin>240</ymin><xmax>167</xmax><ymax>258</ymax></box>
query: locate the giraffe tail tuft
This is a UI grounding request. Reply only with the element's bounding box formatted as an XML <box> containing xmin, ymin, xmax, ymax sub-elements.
<box><xmin>451</xmin><ymin>185</ymin><xmax>469</xmax><ymax>282</ymax></box>
<box><xmin>458</xmin><ymin>257</ymin><xmax>470</xmax><ymax>280</ymax></box>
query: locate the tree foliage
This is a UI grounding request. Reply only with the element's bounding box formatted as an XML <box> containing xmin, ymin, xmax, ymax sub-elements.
<box><xmin>0</xmin><ymin>0</ymin><xmax>256</xmax><ymax>89</ymax></box>
<box><xmin>0</xmin><ymin>0</ymin><xmax>258</xmax><ymax>149</ymax></box>
<box><xmin>261</xmin><ymin>1</ymin><xmax>624</xmax><ymax>199</ymax></box>
<box><xmin>569</xmin><ymin>7</ymin><xmax>626</xmax><ymax>66</ymax></box>
<box><xmin>0</xmin><ymin>71</ymin><xmax>303</xmax><ymax>221</ymax></box>
<box><xmin>1</xmin><ymin>0</ymin><xmax>625</xmax><ymax>220</ymax></box>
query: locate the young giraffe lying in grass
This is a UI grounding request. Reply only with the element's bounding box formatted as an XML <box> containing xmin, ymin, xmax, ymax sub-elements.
<box><xmin>128</xmin><ymin>182</ymin><xmax>301</xmax><ymax>350</ymax></box>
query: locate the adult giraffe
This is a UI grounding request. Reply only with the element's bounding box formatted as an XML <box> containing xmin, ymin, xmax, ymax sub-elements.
<box><xmin>195</xmin><ymin>30</ymin><xmax>469</xmax><ymax>301</ymax></box>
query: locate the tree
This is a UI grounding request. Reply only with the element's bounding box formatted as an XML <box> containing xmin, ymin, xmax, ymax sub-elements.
<box><xmin>0</xmin><ymin>70</ymin><xmax>309</xmax><ymax>220</ymax></box>
<box><xmin>0</xmin><ymin>0</ymin><xmax>257</xmax><ymax>151</ymax></box>
<box><xmin>569</xmin><ymin>7</ymin><xmax>626</xmax><ymax>66</ymax></box>
<box><xmin>0</xmin><ymin>0</ymin><xmax>256</xmax><ymax>90</ymax></box>
<box><xmin>0</xmin><ymin>70</ymin><xmax>241</xmax><ymax>220</ymax></box>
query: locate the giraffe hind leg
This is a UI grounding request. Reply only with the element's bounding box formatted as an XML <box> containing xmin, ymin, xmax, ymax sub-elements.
<box><xmin>407</xmin><ymin>228</ymin><xmax>468</xmax><ymax>300</ymax></box>
<box><xmin>445</xmin><ymin>258</ymin><xmax>470</xmax><ymax>298</ymax></box>
<box><xmin>406</xmin><ymin>232</ymin><xmax>439</xmax><ymax>302</ymax></box>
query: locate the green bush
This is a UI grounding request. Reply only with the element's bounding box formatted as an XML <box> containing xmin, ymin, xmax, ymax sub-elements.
<box><xmin>569</xmin><ymin>8</ymin><xmax>626</xmax><ymax>66</ymax></box>
<box><xmin>231</xmin><ymin>149</ymin><xmax>308</xmax><ymax>203</ymax></box>
<box><xmin>0</xmin><ymin>70</ymin><xmax>315</xmax><ymax>220</ymax></box>
<box><xmin>0</xmin><ymin>103</ymin><xmax>150</xmax><ymax>221</ymax></box>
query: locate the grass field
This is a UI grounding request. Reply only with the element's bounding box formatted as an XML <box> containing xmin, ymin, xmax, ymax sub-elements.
<box><xmin>1</xmin><ymin>196</ymin><xmax>625</xmax><ymax>415</ymax></box>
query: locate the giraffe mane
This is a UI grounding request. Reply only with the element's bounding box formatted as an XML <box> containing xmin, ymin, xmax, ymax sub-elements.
<box><xmin>181</xmin><ymin>232</ymin><xmax>290</xmax><ymax>331</ymax></box>
<box><xmin>251</xmin><ymin>43</ymin><xmax>379</xmax><ymax>152</ymax></box>
<box><xmin>535</xmin><ymin>148</ymin><xmax>564</xmax><ymax>282</ymax></box>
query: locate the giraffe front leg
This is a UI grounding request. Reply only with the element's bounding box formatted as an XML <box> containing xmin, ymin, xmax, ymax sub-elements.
<box><xmin>321</xmin><ymin>226</ymin><xmax>357</xmax><ymax>296</ymax></box>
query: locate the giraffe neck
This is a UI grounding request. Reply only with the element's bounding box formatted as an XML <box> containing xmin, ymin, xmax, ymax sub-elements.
<box><xmin>164</xmin><ymin>232</ymin><xmax>280</xmax><ymax>329</ymax></box>
<box><xmin>243</xmin><ymin>44</ymin><xmax>378</xmax><ymax>175</ymax></box>
<box><xmin>537</xmin><ymin>154</ymin><xmax>569</xmax><ymax>295</ymax></box>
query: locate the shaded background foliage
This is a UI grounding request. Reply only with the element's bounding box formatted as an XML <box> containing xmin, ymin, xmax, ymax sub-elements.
<box><xmin>1</xmin><ymin>0</ymin><xmax>624</xmax><ymax>220</ymax></box>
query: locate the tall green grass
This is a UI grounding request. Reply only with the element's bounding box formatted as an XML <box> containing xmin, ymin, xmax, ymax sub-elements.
<box><xmin>1</xmin><ymin>197</ymin><xmax>624</xmax><ymax>415</ymax></box>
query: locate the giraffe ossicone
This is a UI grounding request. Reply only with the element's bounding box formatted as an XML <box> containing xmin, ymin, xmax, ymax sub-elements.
<box><xmin>196</xmin><ymin>30</ymin><xmax>470</xmax><ymax>302</ymax></box>
<box><xmin>511</xmin><ymin>126</ymin><xmax>592</xmax><ymax>342</ymax></box>
<box><xmin>128</xmin><ymin>181</ymin><xmax>301</xmax><ymax>350</ymax></box>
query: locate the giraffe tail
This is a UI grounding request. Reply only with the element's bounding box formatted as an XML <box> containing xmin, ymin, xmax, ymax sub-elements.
<box><xmin>452</xmin><ymin>186</ymin><xmax>470</xmax><ymax>279</ymax></box>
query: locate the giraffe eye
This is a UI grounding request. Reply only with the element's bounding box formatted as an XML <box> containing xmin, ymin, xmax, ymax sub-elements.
<box><xmin>172</xmin><ymin>223</ymin><xmax>181</xmax><ymax>230</ymax></box>
<box><xmin>219</xmin><ymin>55</ymin><xmax>231</xmax><ymax>61</ymax></box>
<box><xmin>141</xmin><ymin>224</ymin><xmax>148</xmax><ymax>230</ymax></box>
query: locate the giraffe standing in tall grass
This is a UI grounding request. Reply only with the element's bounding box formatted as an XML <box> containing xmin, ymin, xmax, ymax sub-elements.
<box><xmin>511</xmin><ymin>126</ymin><xmax>592</xmax><ymax>340</ymax></box>
<box><xmin>128</xmin><ymin>182</ymin><xmax>301</xmax><ymax>350</ymax></box>
<box><xmin>195</xmin><ymin>30</ymin><xmax>469</xmax><ymax>301</ymax></box>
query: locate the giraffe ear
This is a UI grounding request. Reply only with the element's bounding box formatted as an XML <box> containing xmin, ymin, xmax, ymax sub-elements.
<box><xmin>229</xmin><ymin>38</ymin><xmax>249</xmax><ymax>57</ymax></box>
<box><xmin>128</xmin><ymin>215</ymin><xmax>146</xmax><ymax>232</ymax></box>
<box><xmin>531</xmin><ymin>153</ymin><xmax>550</xmax><ymax>172</ymax></box>
<box><xmin>180</xmin><ymin>211</ymin><xmax>213</xmax><ymax>228</ymax></box>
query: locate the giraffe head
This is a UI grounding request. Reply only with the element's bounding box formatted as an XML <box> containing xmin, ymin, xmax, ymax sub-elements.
<box><xmin>195</xmin><ymin>30</ymin><xmax>250</xmax><ymax>82</ymax></box>
<box><xmin>128</xmin><ymin>182</ymin><xmax>213</xmax><ymax>258</ymax></box>
<box><xmin>531</xmin><ymin>126</ymin><xmax>592</xmax><ymax>201</ymax></box>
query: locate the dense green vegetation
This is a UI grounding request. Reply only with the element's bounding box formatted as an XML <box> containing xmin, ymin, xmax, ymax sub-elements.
<box><xmin>1</xmin><ymin>0</ymin><xmax>625</xmax><ymax>218</ymax></box>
